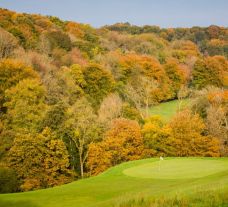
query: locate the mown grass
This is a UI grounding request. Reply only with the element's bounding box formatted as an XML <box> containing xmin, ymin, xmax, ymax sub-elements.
<box><xmin>123</xmin><ymin>158</ymin><xmax>228</xmax><ymax>179</ymax></box>
<box><xmin>0</xmin><ymin>157</ymin><xmax>227</xmax><ymax>207</ymax></box>
<box><xmin>149</xmin><ymin>99</ymin><xmax>190</xmax><ymax>121</ymax></box>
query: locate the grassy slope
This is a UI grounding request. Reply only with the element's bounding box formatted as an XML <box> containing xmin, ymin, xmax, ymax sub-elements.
<box><xmin>0</xmin><ymin>157</ymin><xmax>228</xmax><ymax>207</ymax></box>
<box><xmin>149</xmin><ymin>99</ymin><xmax>190</xmax><ymax>121</ymax></box>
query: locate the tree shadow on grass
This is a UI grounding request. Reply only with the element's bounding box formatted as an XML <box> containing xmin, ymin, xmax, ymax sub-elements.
<box><xmin>0</xmin><ymin>199</ymin><xmax>39</xmax><ymax>207</ymax></box>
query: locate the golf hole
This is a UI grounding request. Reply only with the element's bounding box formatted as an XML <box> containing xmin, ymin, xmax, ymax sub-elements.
<box><xmin>123</xmin><ymin>158</ymin><xmax>228</xmax><ymax>179</ymax></box>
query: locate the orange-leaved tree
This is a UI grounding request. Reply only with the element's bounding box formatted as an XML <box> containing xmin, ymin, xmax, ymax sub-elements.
<box><xmin>87</xmin><ymin>118</ymin><xmax>144</xmax><ymax>176</ymax></box>
<box><xmin>168</xmin><ymin>110</ymin><xmax>220</xmax><ymax>157</ymax></box>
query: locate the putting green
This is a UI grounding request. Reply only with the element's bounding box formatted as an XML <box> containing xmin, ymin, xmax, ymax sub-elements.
<box><xmin>123</xmin><ymin>158</ymin><xmax>228</xmax><ymax>179</ymax></box>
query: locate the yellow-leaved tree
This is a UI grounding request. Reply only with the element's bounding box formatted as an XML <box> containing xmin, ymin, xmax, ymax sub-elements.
<box><xmin>142</xmin><ymin>112</ymin><xmax>220</xmax><ymax>158</ymax></box>
<box><xmin>8</xmin><ymin>128</ymin><xmax>74</xmax><ymax>191</ymax></box>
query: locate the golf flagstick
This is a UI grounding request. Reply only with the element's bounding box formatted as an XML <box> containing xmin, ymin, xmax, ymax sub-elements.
<box><xmin>159</xmin><ymin>156</ymin><xmax>163</xmax><ymax>171</ymax></box>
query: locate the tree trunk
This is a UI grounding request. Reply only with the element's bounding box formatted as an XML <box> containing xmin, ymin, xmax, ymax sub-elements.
<box><xmin>145</xmin><ymin>98</ymin><xmax>149</xmax><ymax>118</ymax></box>
<box><xmin>79</xmin><ymin>151</ymin><xmax>84</xmax><ymax>178</ymax></box>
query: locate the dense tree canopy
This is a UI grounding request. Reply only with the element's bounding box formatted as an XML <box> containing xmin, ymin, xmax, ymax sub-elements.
<box><xmin>0</xmin><ymin>59</ymin><xmax>38</xmax><ymax>112</ymax></box>
<box><xmin>8</xmin><ymin>128</ymin><xmax>74</xmax><ymax>191</ymax></box>
<box><xmin>0</xmin><ymin>8</ymin><xmax>227</xmax><ymax>192</ymax></box>
<box><xmin>83</xmin><ymin>63</ymin><xmax>115</xmax><ymax>108</ymax></box>
<box><xmin>191</xmin><ymin>56</ymin><xmax>227</xmax><ymax>89</ymax></box>
<box><xmin>87</xmin><ymin>118</ymin><xmax>144</xmax><ymax>176</ymax></box>
<box><xmin>4</xmin><ymin>78</ymin><xmax>46</xmax><ymax>133</ymax></box>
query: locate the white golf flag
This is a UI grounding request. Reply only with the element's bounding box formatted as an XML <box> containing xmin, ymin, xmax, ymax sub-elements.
<box><xmin>160</xmin><ymin>156</ymin><xmax>163</xmax><ymax>161</ymax></box>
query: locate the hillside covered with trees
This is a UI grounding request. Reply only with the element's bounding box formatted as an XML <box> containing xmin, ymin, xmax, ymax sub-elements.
<box><xmin>0</xmin><ymin>8</ymin><xmax>227</xmax><ymax>193</ymax></box>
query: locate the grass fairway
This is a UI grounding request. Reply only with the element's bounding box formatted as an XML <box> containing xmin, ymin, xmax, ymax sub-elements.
<box><xmin>0</xmin><ymin>157</ymin><xmax>228</xmax><ymax>207</ymax></box>
<box><xmin>149</xmin><ymin>99</ymin><xmax>190</xmax><ymax>121</ymax></box>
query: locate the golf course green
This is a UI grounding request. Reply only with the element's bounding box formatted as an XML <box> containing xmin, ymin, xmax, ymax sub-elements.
<box><xmin>123</xmin><ymin>158</ymin><xmax>228</xmax><ymax>179</ymax></box>
<box><xmin>0</xmin><ymin>157</ymin><xmax>227</xmax><ymax>207</ymax></box>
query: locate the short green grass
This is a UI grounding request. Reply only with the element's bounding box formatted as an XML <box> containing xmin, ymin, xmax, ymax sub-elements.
<box><xmin>123</xmin><ymin>158</ymin><xmax>228</xmax><ymax>179</ymax></box>
<box><xmin>149</xmin><ymin>99</ymin><xmax>190</xmax><ymax>121</ymax></box>
<box><xmin>0</xmin><ymin>157</ymin><xmax>227</xmax><ymax>207</ymax></box>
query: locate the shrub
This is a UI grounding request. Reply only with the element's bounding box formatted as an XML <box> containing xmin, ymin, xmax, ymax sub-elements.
<box><xmin>0</xmin><ymin>167</ymin><xmax>18</xmax><ymax>193</ymax></box>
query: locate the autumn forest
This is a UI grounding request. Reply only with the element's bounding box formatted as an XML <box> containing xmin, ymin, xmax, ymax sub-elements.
<box><xmin>0</xmin><ymin>7</ymin><xmax>227</xmax><ymax>197</ymax></box>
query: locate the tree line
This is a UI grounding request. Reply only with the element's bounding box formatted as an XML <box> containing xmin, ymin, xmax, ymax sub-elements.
<box><xmin>0</xmin><ymin>8</ymin><xmax>227</xmax><ymax>193</ymax></box>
